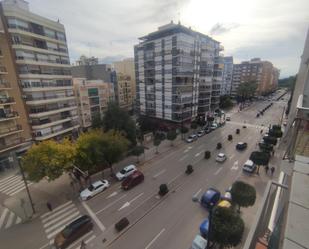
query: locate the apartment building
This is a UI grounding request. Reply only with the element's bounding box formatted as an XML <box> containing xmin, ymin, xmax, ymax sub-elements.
<box><xmin>231</xmin><ymin>58</ymin><xmax>279</xmax><ymax>96</ymax></box>
<box><xmin>73</xmin><ymin>78</ymin><xmax>114</xmax><ymax>129</ymax></box>
<box><xmin>220</xmin><ymin>56</ymin><xmax>233</xmax><ymax>95</ymax></box>
<box><xmin>134</xmin><ymin>22</ymin><xmax>224</xmax><ymax>123</ymax></box>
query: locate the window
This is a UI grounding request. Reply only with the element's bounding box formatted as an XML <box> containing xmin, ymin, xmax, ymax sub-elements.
<box><xmin>44</xmin><ymin>28</ymin><xmax>56</xmax><ymax>39</ymax></box>
<box><xmin>56</xmin><ymin>32</ymin><xmax>66</xmax><ymax>41</ymax></box>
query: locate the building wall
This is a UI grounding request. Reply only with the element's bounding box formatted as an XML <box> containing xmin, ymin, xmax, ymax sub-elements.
<box><xmin>71</xmin><ymin>64</ymin><xmax>113</xmax><ymax>83</ymax></box>
<box><xmin>221</xmin><ymin>56</ymin><xmax>233</xmax><ymax>95</ymax></box>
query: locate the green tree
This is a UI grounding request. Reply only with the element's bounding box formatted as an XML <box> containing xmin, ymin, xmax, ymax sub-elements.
<box><xmin>167</xmin><ymin>130</ymin><xmax>177</xmax><ymax>146</ymax></box>
<box><xmin>91</xmin><ymin>113</ymin><xmax>102</xmax><ymax>129</ymax></box>
<box><xmin>190</xmin><ymin>122</ymin><xmax>198</xmax><ymax>130</ymax></box>
<box><xmin>219</xmin><ymin>95</ymin><xmax>234</xmax><ymax>109</ymax></box>
<box><xmin>250</xmin><ymin>151</ymin><xmax>270</xmax><ymax>174</ymax></box>
<box><xmin>153</xmin><ymin>138</ymin><xmax>161</xmax><ymax>154</ymax></box>
<box><xmin>103</xmin><ymin>102</ymin><xmax>136</xmax><ymax>145</ymax></box>
<box><xmin>131</xmin><ymin>145</ymin><xmax>144</xmax><ymax>163</ymax></box>
<box><xmin>237</xmin><ymin>81</ymin><xmax>257</xmax><ymax>101</ymax></box>
<box><xmin>22</xmin><ymin>139</ymin><xmax>75</xmax><ymax>182</ymax></box>
<box><xmin>231</xmin><ymin>181</ymin><xmax>256</xmax><ymax>212</ymax></box>
<box><xmin>211</xmin><ymin>206</ymin><xmax>245</xmax><ymax>248</ymax></box>
<box><xmin>263</xmin><ymin>136</ymin><xmax>278</xmax><ymax>145</ymax></box>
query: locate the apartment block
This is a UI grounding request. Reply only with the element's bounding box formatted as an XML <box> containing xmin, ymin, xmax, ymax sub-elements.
<box><xmin>231</xmin><ymin>58</ymin><xmax>279</xmax><ymax>96</ymax></box>
<box><xmin>134</xmin><ymin>22</ymin><xmax>224</xmax><ymax>123</ymax></box>
<box><xmin>220</xmin><ymin>56</ymin><xmax>233</xmax><ymax>95</ymax></box>
<box><xmin>73</xmin><ymin>78</ymin><xmax>114</xmax><ymax>129</ymax></box>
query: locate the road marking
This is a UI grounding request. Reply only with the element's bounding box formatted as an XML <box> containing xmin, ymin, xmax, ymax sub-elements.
<box><xmin>230</xmin><ymin>154</ymin><xmax>235</xmax><ymax>160</ymax></box>
<box><xmin>145</xmin><ymin>228</ymin><xmax>166</xmax><ymax>249</ymax></box>
<box><xmin>4</xmin><ymin>211</ymin><xmax>14</xmax><ymax>229</ymax></box>
<box><xmin>153</xmin><ymin>169</ymin><xmax>166</xmax><ymax>178</ymax></box>
<box><xmin>179</xmin><ymin>155</ymin><xmax>188</xmax><ymax>161</ymax></box>
<box><xmin>118</xmin><ymin>192</ymin><xmax>144</xmax><ymax>211</ymax></box>
<box><xmin>38</xmin><ymin>243</ymin><xmax>49</xmax><ymax>249</ymax></box>
<box><xmin>194</xmin><ymin>151</ymin><xmax>203</xmax><ymax>157</ymax></box>
<box><xmin>106</xmin><ymin>191</ymin><xmax>118</xmax><ymax>199</ymax></box>
<box><xmin>45</xmin><ymin>211</ymin><xmax>80</xmax><ymax>233</ymax></box>
<box><xmin>66</xmin><ymin>231</ymin><xmax>95</xmax><ymax>249</ymax></box>
<box><xmin>0</xmin><ymin>208</ymin><xmax>9</xmax><ymax>228</ymax></box>
<box><xmin>231</xmin><ymin>161</ymin><xmax>239</xmax><ymax>170</ymax></box>
<box><xmin>168</xmin><ymin>172</ymin><xmax>183</xmax><ymax>185</ymax></box>
<box><xmin>96</xmin><ymin>195</ymin><xmax>127</xmax><ymax>214</ymax></box>
<box><xmin>82</xmin><ymin>201</ymin><xmax>106</xmax><ymax>232</ymax></box>
<box><xmin>197</xmin><ymin>144</ymin><xmax>204</xmax><ymax>149</ymax></box>
<box><xmin>193</xmin><ymin>188</ymin><xmax>202</xmax><ymax>197</ymax></box>
<box><xmin>41</xmin><ymin>201</ymin><xmax>72</xmax><ymax>218</ymax></box>
<box><xmin>214</xmin><ymin>167</ymin><xmax>223</xmax><ymax>175</ymax></box>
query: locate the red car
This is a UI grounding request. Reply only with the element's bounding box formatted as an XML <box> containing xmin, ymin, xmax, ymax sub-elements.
<box><xmin>122</xmin><ymin>170</ymin><xmax>144</xmax><ymax>190</ymax></box>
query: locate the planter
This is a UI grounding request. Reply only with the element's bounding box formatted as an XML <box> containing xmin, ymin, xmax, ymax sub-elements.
<box><xmin>159</xmin><ymin>184</ymin><xmax>169</xmax><ymax>196</ymax></box>
<box><xmin>186</xmin><ymin>165</ymin><xmax>193</xmax><ymax>174</ymax></box>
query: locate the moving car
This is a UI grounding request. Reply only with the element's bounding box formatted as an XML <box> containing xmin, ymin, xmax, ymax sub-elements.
<box><xmin>186</xmin><ymin>134</ymin><xmax>198</xmax><ymax>143</ymax></box>
<box><xmin>122</xmin><ymin>170</ymin><xmax>144</xmax><ymax>190</ymax></box>
<box><xmin>197</xmin><ymin>130</ymin><xmax>205</xmax><ymax>137</ymax></box>
<box><xmin>116</xmin><ymin>164</ymin><xmax>137</xmax><ymax>180</ymax></box>
<box><xmin>242</xmin><ymin>160</ymin><xmax>256</xmax><ymax>173</ymax></box>
<box><xmin>216</xmin><ymin>153</ymin><xmax>227</xmax><ymax>163</ymax></box>
<box><xmin>54</xmin><ymin>215</ymin><xmax>93</xmax><ymax>249</ymax></box>
<box><xmin>236</xmin><ymin>142</ymin><xmax>248</xmax><ymax>151</ymax></box>
<box><xmin>225</xmin><ymin>115</ymin><xmax>231</xmax><ymax>121</ymax></box>
<box><xmin>200</xmin><ymin>188</ymin><xmax>221</xmax><ymax>210</ymax></box>
<box><xmin>80</xmin><ymin>180</ymin><xmax>110</xmax><ymax>201</ymax></box>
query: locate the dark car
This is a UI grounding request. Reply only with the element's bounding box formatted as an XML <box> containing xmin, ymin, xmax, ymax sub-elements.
<box><xmin>236</xmin><ymin>142</ymin><xmax>248</xmax><ymax>150</ymax></box>
<box><xmin>54</xmin><ymin>215</ymin><xmax>93</xmax><ymax>249</ymax></box>
<box><xmin>122</xmin><ymin>170</ymin><xmax>144</xmax><ymax>190</ymax></box>
<box><xmin>204</xmin><ymin>127</ymin><xmax>211</xmax><ymax>134</ymax></box>
<box><xmin>200</xmin><ymin>188</ymin><xmax>221</xmax><ymax>210</ymax></box>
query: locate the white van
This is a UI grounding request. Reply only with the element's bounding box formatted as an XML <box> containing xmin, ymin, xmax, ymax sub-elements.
<box><xmin>191</xmin><ymin>234</ymin><xmax>207</xmax><ymax>249</ymax></box>
<box><xmin>242</xmin><ymin>160</ymin><xmax>256</xmax><ymax>173</ymax></box>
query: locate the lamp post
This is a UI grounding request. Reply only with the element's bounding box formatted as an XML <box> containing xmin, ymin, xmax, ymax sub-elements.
<box><xmin>17</xmin><ymin>157</ymin><xmax>35</xmax><ymax>215</ymax></box>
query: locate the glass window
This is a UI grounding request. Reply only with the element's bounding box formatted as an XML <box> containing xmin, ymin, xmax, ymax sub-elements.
<box><xmin>56</xmin><ymin>32</ymin><xmax>66</xmax><ymax>41</ymax></box>
<box><xmin>44</xmin><ymin>28</ymin><xmax>56</xmax><ymax>39</ymax></box>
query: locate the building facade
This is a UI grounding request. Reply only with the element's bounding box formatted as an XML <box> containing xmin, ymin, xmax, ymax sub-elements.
<box><xmin>134</xmin><ymin>22</ymin><xmax>224</xmax><ymax>123</ymax></box>
<box><xmin>220</xmin><ymin>56</ymin><xmax>233</xmax><ymax>95</ymax></box>
<box><xmin>73</xmin><ymin>78</ymin><xmax>114</xmax><ymax>129</ymax></box>
<box><xmin>231</xmin><ymin>58</ymin><xmax>279</xmax><ymax>96</ymax></box>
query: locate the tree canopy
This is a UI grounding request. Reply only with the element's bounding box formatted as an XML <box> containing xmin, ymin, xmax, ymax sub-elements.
<box><xmin>231</xmin><ymin>181</ymin><xmax>256</xmax><ymax>211</ymax></box>
<box><xmin>22</xmin><ymin>139</ymin><xmax>76</xmax><ymax>182</ymax></box>
<box><xmin>91</xmin><ymin>113</ymin><xmax>102</xmax><ymax>129</ymax></box>
<box><xmin>250</xmin><ymin>151</ymin><xmax>270</xmax><ymax>166</ymax></box>
<box><xmin>211</xmin><ymin>206</ymin><xmax>245</xmax><ymax>248</ymax></box>
<box><xmin>237</xmin><ymin>81</ymin><xmax>257</xmax><ymax>101</ymax></box>
<box><xmin>219</xmin><ymin>95</ymin><xmax>234</xmax><ymax>109</ymax></box>
<box><xmin>166</xmin><ymin>130</ymin><xmax>177</xmax><ymax>146</ymax></box>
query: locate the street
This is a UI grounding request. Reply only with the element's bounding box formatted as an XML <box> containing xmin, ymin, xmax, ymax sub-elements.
<box><xmin>0</xmin><ymin>92</ymin><xmax>288</xmax><ymax>249</ymax></box>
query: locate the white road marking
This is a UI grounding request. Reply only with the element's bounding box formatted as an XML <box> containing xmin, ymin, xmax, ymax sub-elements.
<box><xmin>38</xmin><ymin>242</ymin><xmax>49</xmax><ymax>249</ymax></box>
<box><xmin>230</xmin><ymin>154</ymin><xmax>235</xmax><ymax>160</ymax></box>
<box><xmin>179</xmin><ymin>155</ymin><xmax>188</xmax><ymax>161</ymax></box>
<box><xmin>194</xmin><ymin>151</ymin><xmax>203</xmax><ymax>157</ymax></box>
<box><xmin>106</xmin><ymin>191</ymin><xmax>118</xmax><ymax>199</ymax></box>
<box><xmin>197</xmin><ymin>144</ymin><xmax>204</xmax><ymax>150</ymax></box>
<box><xmin>231</xmin><ymin>161</ymin><xmax>239</xmax><ymax>170</ymax></box>
<box><xmin>0</xmin><ymin>208</ymin><xmax>9</xmax><ymax>229</ymax></box>
<box><xmin>193</xmin><ymin>188</ymin><xmax>202</xmax><ymax>197</ymax></box>
<box><xmin>45</xmin><ymin>211</ymin><xmax>80</xmax><ymax>233</ymax></box>
<box><xmin>41</xmin><ymin>201</ymin><xmax>72</xmax><ymax>218</ymax></box>
<box><xmin>118</xmin><ymin>192</ymin><xmax>144</xmax><ymax>211</ymax></box>
<box><xmin>153</xmin><ymin>169</ymin><xmax>166</xmax><ymax>178</ymax></box>
<box><xmin>42</xmin><ymin>203</ymin><xmax>76</xmax><ymax>224</ymax></box>
<box><xmin>168</xmin><ymin>172</ymin><xmax>183</xmax><ymax>185</ymax></box>
<box><xmin>82</xmin><ymin>201</ymin><xmax>106</xmax><ymax>232</ymax></box>
<box><xmin>67</xmin><ymin>231</ymin><xmax>94</xmax><ymax>249</ymax></box>
<box><xmin>96</xmin><ymin>195</ymin><xmax>127</xmax><ymax>214</ymax></box>
<box><xmin>4</xmin><ymin>211</ymin><xmax>14</xmax><ymax>229</ymax></box>
<box><xmin>214</xmin><ymin>167</ymin><xmax>223</xmax><ymax>175</ymax></box>
<box><xmin>145</xmin><ymin>228</ymin><xmax>166</xmax><ymax>249</ymax></box>
<box><xmin>16</xmin><ymin>216</ymin><xmax>21</xmax><ymax>224</ymax></box>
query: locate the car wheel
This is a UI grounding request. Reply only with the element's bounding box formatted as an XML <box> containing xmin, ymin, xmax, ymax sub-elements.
<box><xmin>87</xmin><ymin>196</ymin><xmax>92</xmax><ymax>200</ymax></box>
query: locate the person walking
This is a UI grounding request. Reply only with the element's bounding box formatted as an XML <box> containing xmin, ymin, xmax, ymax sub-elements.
<box><xmin>265</xmin><ymin>165</ymin><xmax>269</xmax><ymax>175</ymax></box>
<box><xmin>46</xmin><ymin>202</ymin><xmax>52</xmax><ymax>212</ymax></box>
<box><xmin>270</xmin><ymin>167</ymin><xmax>275</xmax><ymax>177</ymax></box>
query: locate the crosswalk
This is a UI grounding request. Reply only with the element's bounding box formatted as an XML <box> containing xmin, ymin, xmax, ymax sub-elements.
<box><xmin>0</xmin><ymin>174</ymin><xmax>33</xmax><ymax>196</ymax></box>
<box><xmin>40</xmin><ymin>201</ymin><xmax>96</xmax><ymax>248</ymax></box>
<box><xmin>0</xmin><ymin>207</ymin><xmax>22</xmax><ymax>230</ymax></box>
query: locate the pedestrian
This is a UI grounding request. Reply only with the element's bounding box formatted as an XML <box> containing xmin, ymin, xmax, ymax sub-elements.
<box><xmin>46</xmin><ymin>202</ymin><xmax>52</xmax><ymax>212</ymax></box>
<box><xmin>260</xmin><ymin>129</ymin><xmax>263</xmax><ymax>134</ymax></box>
<box><xmin>272</xmin><ymin>150</ymin><xmax>275</xmax><ymax>156</ymax></box>
<box><xmin>265</xmin><ymin>165</ymin><xmax>269</xmax><ymax>174</ymax></box>
<box><xmin>271</xmin><ymin>167</ymin><xmax>275</xmax><ymax>177</ymax></box>
<box><xmin>80</xmin><ymin>240</ymin><xmax>86</xmax><ymax>249</ymax></box>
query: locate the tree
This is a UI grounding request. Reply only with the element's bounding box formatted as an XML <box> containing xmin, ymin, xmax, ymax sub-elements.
<box><xmin>102</xmin><ymin>102</ymin><xmax>136</xmax><ymax>145</ymax></box>
<box><xmin>153</xmin><ymin>138</ymin><xmax>161</xmax><ymax>154</ymax></box>
<box><xmin>91</xmin><ymin>113</ymin><xmax>102</xmax><ymax>129</ymax></box>
<box><xmin>269</xmin><ymin>125</ymin><xmax>283</xmax><ymax>138</ymax></box>
<box><xmin>228</xmin><ymin>134</ymin><xmax>233</xmax><ymax>141</ymax></box>
<box><xmin>216</xmin><ymin>143</ymin><xmax>222</xmax><ymax>150</ymax></box>
<box><xmin>131</xmin><ymin>145</ymin><xmax>144</xmax><ymax>163</ymax></box>
<box><xmin>250</xmin><ymin>151</ymin><xmax>270</xmax><ymax>174</ymax></box>
<box><xmin>231</xmin><ymin>181</ymin><xmax>256</xmax><ymax>212</ymax></box>
<box><xmin>219</xmin><ymin>95</ymin><xmax>234</xmax><ymax>109</ymax></box>
<box><xmin>204</xmin><ymin>151</ymin><xmax>211</xmax><ymax>159</ymax></box>
<box><xmin>167</xmin><ymin>130</ymin><xmax>177</xmax><ymax>146</ymax></box>
<box><xmin>190</xmin><ymin>122</ymin><xmax>198</xmax><ymax>130</ymax></box>
<box><xmin>237</xmin><ymin>81</ymin><xmax>257</xmax><ymax>102</ymax></box>
<box><xmin>22</xmin><ymin>139</ymin><xmax>75</xmax><ymax>182</ymax></box>
<box><xmin>211</xmin><ymin>206</ymin><xmax>245</xmax><ymax>248</ymax></box>
<box><xmin>263</xmin><ymin>136</ymin><xmax>278</xmax><ymax>145</ymax></box>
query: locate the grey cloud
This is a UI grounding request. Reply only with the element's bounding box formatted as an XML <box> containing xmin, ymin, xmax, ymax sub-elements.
<box><xmin>210</xmin><ymin>23</ymin><xmax>240</xmax><ymax>35</ymax></box>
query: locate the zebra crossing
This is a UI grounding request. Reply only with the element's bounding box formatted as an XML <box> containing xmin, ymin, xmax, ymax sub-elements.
<box><xmin>0</xmin><ymin>174</ymin><xmax>33</xmax><ymax>196</ymax></box>
<box><xmin>40</xmin><ymin>201</ymin><xmax>96</xmax><ymax>247</ymax></box>
<box><xmin>0</xmin><ymin>207</ymin><xmax>22</xmax><ymax>230</ymax></box>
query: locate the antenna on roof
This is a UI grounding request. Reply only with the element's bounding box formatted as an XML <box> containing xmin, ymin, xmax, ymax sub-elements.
<box><xmin>177</xmin><ymin>12</ymin><xmax>181</xmax><ymax>25</ymax></box>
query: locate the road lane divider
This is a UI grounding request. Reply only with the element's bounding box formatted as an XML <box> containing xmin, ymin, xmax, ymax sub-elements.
<box><xmin>194</xmin><ymin>151</ymin><xmax>203</xmax><ymax>157</ymax></box>
<box><xmin>118</xmin><ymin>193</ymin><xmax>144</xmax><ymax>211</ymax></box>
<box><xmin>214</xmin><ymin>167</ymin><xmax>223</xmax><ymax>175</ymax></box>
<box><xmin>145</xmin><ymin>228</ymin><xmax>166</xmax><ymax>249</ymax></box>
<box><xmin>106</xmin><ymin>191</ymin><xmax>118</xmax><ymax>199</ymax></box>
<box><xmin>96</xmin><ymin>194</ymin><xmax>127</xmax><ymax>215</ymax></box>
<box><xmin>179</xmin><ymin>154</ymin><xmax>188</xmax><ymax>161</ymax></box>
<box><xmin>152</xmin><ymin>169</ymin><xmax>166</xmax><ymax>179</ymax></box>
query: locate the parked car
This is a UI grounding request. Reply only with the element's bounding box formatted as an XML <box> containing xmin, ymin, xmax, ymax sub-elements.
<box><xmin>197</xmin><ymin>130</ymin><xmax>205</xmax><ymax>137</ymax></box>
<box><xmin>204</xmin><ymin>127</ymin><xmax>211</xmax><ymax>134</ymax></box>
<box><xmin>210</xmin><ymin>123</ymin><xmax>218</xmax><ymax>130</ymax></box>
<box><xmin>54</xmin><ymin>215</ymin><xmax>93</xmax><ymax>249</ymax></box>
<box><xmin>80</xmin><ymin>180</ymin><xmax>110</xmax><ymax>201</ymax></box>
<box><xmin>216</xmin><ymin>153</ymin><xmax>227</xmax><ymax>163</ymax></box>
<box><xmin>116</xmin><ymin>165</ymin><xmax>137</xmax><ymax>180</ymax></box>
<box><xmin>221</xmin><ymin>190</ymin><xmax>232</xmax><ymax>202</ymax></box>
<box><xmin>200</xmin><ymin>188</ymin><xmax>221</xmax><ymax>210</ymax></box>
<box><xmin>225</xmin><ymin>115</ymin><xmax>231</xmax><ymax>121</ymax></box>
<box><xmin>186</xmin><ymin>134</ymin><xmax>198</xmax><ymax>143</ymax></box>
<box><xmin>199</xmin><ymin>218</ymin><xmax>209</xmax><ymax>239</ymax></box>
<box><xmin>242</xmin><ymin>160</ymin><xmax>256</xmax><ymax>173</ymax></box>
<box><xmin>236</xmin><ymin>142</ymin><xmax>248</xmax><ymax>151</ymax></box>
<box><xmin>217</xmin><ymin>200</ymin><xmax>232</xmax><ymax>208</ymax></box>
<box><xmin>121</xmin><ymin>170</ymin><xmax>144</xmax><ymax>190</ymax></box>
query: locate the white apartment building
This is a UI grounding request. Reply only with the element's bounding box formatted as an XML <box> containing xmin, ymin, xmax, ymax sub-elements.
<box><xmin>221</xmin><ymin>56</ymin><xmax>233</xmax><ymax>95</ymax></box>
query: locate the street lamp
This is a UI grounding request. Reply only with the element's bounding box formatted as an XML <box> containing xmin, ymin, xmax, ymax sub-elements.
<box><xmin>17</xmin><ymin>157</ymin><xmax>35</xmax><ymax>215</ymax></box>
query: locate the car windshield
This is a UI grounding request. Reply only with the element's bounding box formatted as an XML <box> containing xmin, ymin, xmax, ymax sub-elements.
<box><xmin>88</xmin><ymin>185</ymin><xmax>94</xmax><ymax>191</ymax></box>
<box><xmin>120</xmin><ymin>169</ymin><xmax>127</xmax><ymax>174</ymax></box>
<box><xmin>61</xmin><ymin>227</ymin><xmax>72</xmax><ymax>238</ymax></box>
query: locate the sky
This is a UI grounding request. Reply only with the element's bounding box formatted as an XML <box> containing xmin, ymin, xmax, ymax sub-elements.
<box><xmin>27</xmin><ymin>0</ymin><xmax>309</xmax><ymax>78</ymax></box>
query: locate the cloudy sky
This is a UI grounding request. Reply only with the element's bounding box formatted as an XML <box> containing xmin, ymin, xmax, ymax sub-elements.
<box><xmin>28</xmin><ymin>0</ymin><xmax>309</xmax><ymax>77</ymax></box>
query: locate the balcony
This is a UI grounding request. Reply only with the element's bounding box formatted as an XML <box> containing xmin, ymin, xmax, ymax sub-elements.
<box><xmin>0</xmin><ymin>111</ymin><xmax>19</xmax><ymax>121</ymax></box>
<box><xmin>0</xmin><ymin>137</ymin><xmax>26</xmax><ymax>153</ymax></box>
<box><xmin>34</xmin><ymin>123</ymin><xmax>80</xmax><ymax>141</ymax></box>
<box><xmin>12</xmin><ymin>43</ymin><xmax>68</xmax><ymax>57</ymax></box>
<box><xmin>0</xmin><ymin>97</ymin><xmax>16</xmax><ymax>105</ymax></box>
<box><xmin>0</xmin><ymin>125</ymin><xmax>23</xmax><ymax>138</ymax></box>
<box><xmin>31</xmin><ymin>115</ymin><xmax>78</xmax><ymax>129</ymax></box>
<box><xmin>0</xmin><ymin>49</ymin><xmax>3</xmax><ymax>58</ymax></box>
<box><xmin>0</xmin><ymin>66</ymin><xmax>8</xmax><ymax>75</ymax></box>
<box><xmin>16</xmin><ymin>57</ymin><xmax>70</xmax><ymax>68</ymax></box>
<box><xmin>29</xmin><ymin>105</ymin><xmax>77</xmax><ymax>118</ymax></box>
<box><xmin>0</xmin><ymin>80</ymin><xmax>11</xmax><ymax>89</ymax></box>
<box><xmin>26</xmin><ymin>95</ymin><xmax>75</xmax><ymax>105</ymax></box>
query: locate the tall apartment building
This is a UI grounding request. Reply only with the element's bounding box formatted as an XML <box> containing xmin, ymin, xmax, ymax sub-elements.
<box><xmin>73</xmin><ymin>78</ymin><xmax>114</xmax><ymax>129</ymax></box>
<box><xmin>231</xmin><ymin>58</ymin><xmax>279</xmax><ymax>96</ymax></box>
<box><xmin>0</xmin><ymin>0</ymin><xmax>78</xmax><ymax>168</ymax></box>
<box><xmin>220</xmin><ymin>56</ymin><xmax>233</xmax><ymax>95</ymax></box>
<box><xmin>134</xmin><ymin>22</ymin><xmax>224</xmax><ymax>123</ymax></box>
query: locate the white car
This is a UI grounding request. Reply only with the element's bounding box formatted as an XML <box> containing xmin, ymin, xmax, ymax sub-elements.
<box><xmin>80</xmin><ymin>180</ymin><xmax>110</xmax><ymax>201</ymax></box>
<box><xmin>210</xmin><ymin>123</ymin><xmax>218</xmax><ymax>130</ymax></box>
<box><xmin>197</xmin><ymin>130</ymin><xmax>205</xmax><ymax>137</ymax></box>
<box><xmin>186</xmin><ymin>134</ymin><xmax>198</xmax><ymax>143</ymax></box>
<box><xmin>242</xmin><ymin>160</ymin><xmax>256</xmax><ymax>173</ymax></box>
<box><xmin>116</xmin><ymin>164</ymin><xmax>137</xmax><ymax>180</ymax></box>
<box><xmin>216</xmin><ymin>153</ymin><xmax>227</xmax><ymax>163</ymax></box>
<box><xmin>226</xmin><ymin>116</ymin><xmax>231</xmax><ymax>121</ymax></box>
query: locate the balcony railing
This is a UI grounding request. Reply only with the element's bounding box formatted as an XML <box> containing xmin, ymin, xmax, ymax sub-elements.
<box><xmin>34</xmin><ymin>121</ymin><xmax>79</xmax><ymax>138</ymax></box>
<box><xmin>0</xmin><ymin>97</ymin><xmax>15</xmax><ymax>104</ymax></box>
<box><xmin>0</xmin><ymin>124</ymin><xmax>22</xmax><ymax>136</ymax></box>
<box><xmin>0</xmin><ymin>66</ymin><xmax>8</xmax><ymax>74</ymax></box>
<box><xmin>29</xmin><ymin>103</ymin><xmax>76</xmax><ymax>114</ymax></box>
<box><xmin>19</xmin><ymin>69</ymin><xmax>71</xmax><ymax>76</ymax></box>
<box><xmin>0</xmin><ymin>111</ymin><xmax>19</xmax><ymax>121</ymax></box>
<box><xmin>0</xmin><ymin>137</ymin><xmax>25</xmax><ymax>151</ymax></box>
<box><xmin>16</xmin><ymin>56</ymin><xmax>70</xmax><ymax>65</ymax></box>
<box><xmin>26</xmin><ymin>94</ymin><xmax>74</xmax><ymax>101</ymax></box>
<box><xmin>12</xmin><ymin>41</ymin><xmax>68</xmax><ymax>54</ymax></box>
<box><xmin>0</xmin><ymin>80</ymin><xmax>10</xmax><ymax>89</ymax></box>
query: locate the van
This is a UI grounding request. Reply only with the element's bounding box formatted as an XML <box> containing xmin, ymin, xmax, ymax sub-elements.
<box><xmin>200</xmin><ymin>188</ymin><xmax>221</xmax><ymax>210</ymax></box>
<box><xmin>242</xmin><ymin>160</ymin><xmax>256</xmax><ymax>173</ymax></box>
<box><xmin>191</xmin><ymin>234</ymin><xmax>207</xmax><ymax>249</ymax></box>
<box><xmin>122</xmin><ymin>170</ymin><xmax>144</xmax><ymax>190</ymax></box>
<box><xmin>54</xmin><ymin>215</ymin><xmax>93</xmax><ymax>249</ymax></box>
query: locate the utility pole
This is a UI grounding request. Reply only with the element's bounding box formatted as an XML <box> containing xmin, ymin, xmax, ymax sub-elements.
<box><xmin>17</xmin><ymin>157</ymin><xmax>35</xmax><ymax>215</ymax></box>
